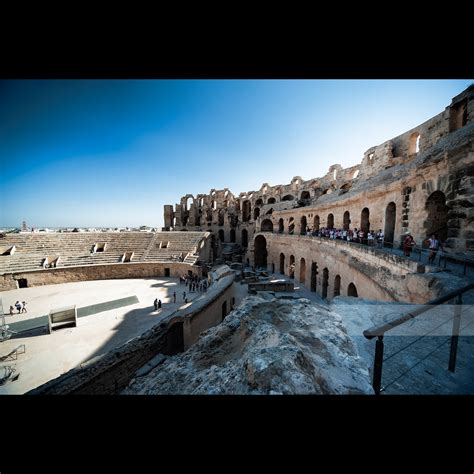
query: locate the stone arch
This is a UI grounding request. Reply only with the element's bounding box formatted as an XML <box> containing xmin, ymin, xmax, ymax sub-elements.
<box><xmin>384</xmin><ymin>202</ymin><xmax>396</xmax><ymax>246</ymax></box>
<box><xmin>230</xmin><ymin>228</ymin><xmax>236</xmax><ymax>243</ymax></box>
<box><xmin>242</xmin><ymin>200</ymin><xmax>251</xmax><ymax>222</ymax></box>
<box><xmin>300</xmin><ymin>215</ymin><xmax>307</xmax><ymax>235</ymax></box>
<box><xmin>282</xmin><ymin>194</ymin><xmax>294</xmax><ymax>201</ymax></box>
<box><xmin>218</xmin><ymin>229</ymin><xmax>225</xmax><ymax>242</ymax></box>
<box><xmin>253</xmin><ymin>207</ymin><xmax>260</xmax><ymax>220</ymax></box>
<box><xmin>348</xmin><ymin>282</ymin><xmax>358</xmax><ymax>297</ymax></box>
<box><xmin>310</xmin><ymin>262</ymin><xmax>318</xmax><ymax>292</ymax></box>
<box><xmin>279</xmin><ymin>253</ymin><xmax>285</xmax><ymax>274</ymax></box>
<box><xmin>409</xmin><ymin>132</ymin><xmax>421</xmax><ymax>155</ymax></box>
<box><xmin>261</xmin><ymin>219</ymin><xmax>273</xmax><ymax>232</ymax></box>
<box><xmin>424</xmin><ymin>191</ymin><xmax>448</xmax><ymax>242</ymax></box>
<box><xmin>334</xmin><ymin>275</ymin><xmax>341</xmax><ymax>297</ymax></box>
<box><xmin>343</xmin><ymin>211</ymin><xmax>350</xmax><ymax>231</ymax></box>
<box><xmin>361</xmin><ymin>207</ymin><xmax>370</xmax><ymax>234</ymax></box>
<box><xmin>300</xmin><ymin>190</ymin><xmax>310</xmax><ymax>200</ymax></box>
<box><xmin>254</xmin><ymin>235</ymin><xmax>267</xmax><ymax>269</ymax></box>
<box><xmin>289</xmin><ymin>255</ymin><xmax>295</xmax><ymax>279</ymax></box>
<box><xmin>267</xmin><ymin>197</ymin><xmax>276</xmax><ymax>204</ymax></box>
<box><xmin>327</xmin><ymin>213</ymin><xmax>334</xmax><ymax>229</ymax></box>
<box><xmin>218</xmin><ymin>209</ymin><xmax>225</xmax><ymax>226</ymax></box>
<box><xmin>278</xmin><ymin>218</ymin><xmax>284</xmax><ymax>234</ymax></box>
<box><xmin>241</xmin><ymin>229</ymin><xmax>248</xmax><ymax>248</ymax></box>
<box><xmin>322</xmin><ymin>268</ymin><xmax>329</xmax><ymax>299</ymax></box>
<box><xmin>299</xmin><ymin>258</ymin><xmax>306</xmax><ymax>284</ymax></box>
<box><xmin>255</xmin><ymin>198</ymin><xmax>263</xmax><ymax>206</ymax></box>
<box><xmin>314</xmin><ymin>215</ymin><xmax>320</xmax><ymax>232</ymax></box>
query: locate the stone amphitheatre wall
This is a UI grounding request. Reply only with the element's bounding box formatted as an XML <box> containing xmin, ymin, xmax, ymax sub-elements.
<box><xmin>0</xmin><ymin>262</ymin><xmax>202</xmax><ymax>291</ymax></box>
<box><xmin>165</xmin><ymin>85</ymin><xmax>474</xmax><ymax>258</ymax></box>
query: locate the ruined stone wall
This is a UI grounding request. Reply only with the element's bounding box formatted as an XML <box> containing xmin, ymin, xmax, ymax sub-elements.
<box><xmin>250</xmin><ymin>233</ymin><xmax>441</xmax><ymax>303</ymax></box>
<box><xmin>165</xmin><ymin>85</ymin><xmax>474</xmax><ymax>258</ymax></box>
<box><xmin>0</xmin><ymin>262</ymin><xmax>202</xmax><ymax>291</ymax></box>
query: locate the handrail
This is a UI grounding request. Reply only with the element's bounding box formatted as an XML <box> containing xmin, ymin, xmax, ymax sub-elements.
<box><xmin>362</xmin><ymin>281</ymin><xmax>474</xmax><ymax>394</ymax></box>
<box><xmin>363</xmin><ymin>281</ymin><xmax>474</xmax><ymax>339</ymax></box>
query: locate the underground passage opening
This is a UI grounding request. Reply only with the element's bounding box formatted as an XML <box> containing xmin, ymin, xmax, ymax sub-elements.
<box><xmin>334</xmin><ymin>275</ymin><xmax>341</xmax><ymax>297</ymax></box>
<box><xmin>299</xmin><ymin>258</ymin><xmax>306</xmax><ymax>284</ymax></box>
<box><xmin>310</xmin><ymin>262</ymin><xmax>318</xmax><ymax>292</ymax></box>
<box><xmin>164</xmin><ymin>268</ymin><xmax>170</xmax><ymax>277</ymax></box>
<box><xmin>18</xmin><ymin>278</ymin><xmax>28</xmax><ymax>288</ymax></box>
<box><xmin>162</xmin><ymin>321</ymin><xmax>184</xmax><ymax>355</ymax></box>
<box><xmin>280</xmin><ymin>253</ymin><xmax>285</xmax><ymax>274</ymax></box>
<box><xmin>230</xmin><ymin>229</ymin><xmax>236</xmax><ymax>243</ymax></box>
<box><xmin>384</xmin><ymin>202</ymin><xmax>396</xmax><ymax>246</ymax></box>
<box><xmin>424</xmin><ymin>191</ymin><xmax>448</xmax><ymax>243</ymax></box>
<box><xmin>254</xmin><ymin>235</ymin><xmax>268</xmax><ymax>269</ymax></box>
<box><xmin>348</xmin><ymin>283</ymin><xmax>358</xmax><ymax>297</ymax></box>
<box><xmin>241</xmin><ymin>229</ymin><xmax>248</xmax><ymax>248</ymax></box>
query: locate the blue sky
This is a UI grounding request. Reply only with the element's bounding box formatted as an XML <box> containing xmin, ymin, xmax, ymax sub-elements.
<box><xmin>0</xmin><ymin>79</ymin><xmax>472</xmax><ymax>229</ymax></box>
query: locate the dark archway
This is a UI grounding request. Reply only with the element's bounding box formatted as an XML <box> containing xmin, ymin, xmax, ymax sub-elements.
<box><xmin>280</xmin><ymin>253</ymin><xmax>285</xmax><ymax>274</ymax></box>
<box><xmin>218</xmin><ymin>209</ymin><xmax>224</xmax><ymax>226</ymax></box>
<box><xmin>314</xmin><ymin>215</ymin><xmax>320</xmax><ymax>232</ymax></box>
<box><xmin>334</xmin><ymin>275</ymin><xmax>341</xmax><ymax>297</ymax></box>
<box><xmin>288</xmin><ymin>218</ymin><xmax>295</xmax><ymax>234</ymax></box>
<box><xmin>299</xmin><ymin>258</ymin><xmax>306</xmax><ymax>284</ymax></box>
<box><xmin>222</xmin><ymin>301</ymin><xmax>227</xmax><ymax>321</ymax></box>
<box><xmin>310</xmin><ymin>262</ymin><xmax>318</xmax><ymax>292</ymax></box>
<box><xmin>255</xmin><ymin>198</ymin><xmax>263</xmax><ymax>206</ymax></box>
<box><xmin>384</xmin><ymin>202</ymin><xmax>396</xmax><ymax>246</ymax></box>
<box><xmin>348</xmin><ymin>283</ymin><xmax>358</xmax><ymax>297</ymax></box>
<box><xmin>425</xmin><ymin>191</ymin><xmax>448</xmax><ymax>242</ymax></box>
<box><xmin>322</xmin><ymin>268</ymin><xmax>329</xmax><ymax>299</ymax></box>
<box><xmin>278</xmin><ymin>218</ymin><xmax>284</xmax><ymax>233</ymax></box>
<box><xmin>242</xmin><ymin>200</ymin><xmax>251</xmax><ymax>222</ymax></box>
<box><xmin>300</xmin><ymin>216</ymin><xmax>307</xmax><ymax>235</ymax></box>
<box><xmin>241</xmin><ymin>229</ymin><xmax>248</xmax><ymax>248</ymax></box>
<box><xmin>282</xmin><ymin>194</ymin><xmax>294</xmax><ymax>201</ymax></box>
<box><xmin>361</xmin><ymin>208</ymin><xmax>370</xmax><ymax>234</ymax></box>
<box><xmin>218</xmin><ymin>229</ymin><xmax>225</xmax><ymax>242</ymax></box>
<box><xmin>254</xmin><ymin>235</ymin><xmax>268</xmax><ymax>269</ymax></box>
<box><xmin>343</xmin><ymin>211</ymin><xmax>350</xmax><ymax>231</ymax></box>
<box><xmin>253</xmin><ymin>207</ymin><xmax>260</xmax><ymax>220</ymax></box>
<box><xmin>327</xmin><ymin>213</ymin><xmax>334</xmax><ymax>229</ymax></box>
<box><xmin>300</xmin><ymin>190</ymin><xmax>310</xmax><ymax>201</ymax></box>
<box><xmin>261</xmin><ymin>219</ymin><xmax>273</xmax><ymax>232</ymax></box>
<box><xmin>267</xmin><ymin>197</ymin><xmax>276</xmax><ymax>204</ymax></box>
<box><xmin>289</xmin><ymin>255</ymin><xmax>295</xmax><ymax>279</ymax></box>
<box><xmin>230</xmin><ymin>228</ymin><xmax>236</xmax><ymax>243</ymax></box>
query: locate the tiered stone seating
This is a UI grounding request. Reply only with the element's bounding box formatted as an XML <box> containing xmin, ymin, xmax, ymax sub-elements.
<box><xmin>0</xmin><ymin>232</ymin><xmax>209</xmax><ymax>274</ymax></box>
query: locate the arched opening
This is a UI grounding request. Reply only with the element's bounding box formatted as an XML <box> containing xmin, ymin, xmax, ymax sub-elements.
<box><xmin>300</xmin><ymin>215</ymin><xmax>307</xmax><ymax>235</ymax></box>
<box><xmin>310</xmin><ymin>262</ymin><xmax>318</xmax><ymax>292</ymax></box>
<box><xmin>348</xmin><ymin>283</ymin><xmax>358</xmax><ymax>297</ymax></box>
<box><xmin>241</xmin><ymin>229</ymin><xmax>248</xmax><ymax>248</ymax></box>
<box><xmin>254</xmin><ymin>235</ymin><xmax>268</xmax><ymax>269</ymax></box>
<box><xmin>343</xmin><ymin>211</ymin><xmax>350</xmax><ymax>231</ymax></box>
<box><xmin>261</xmin><ymin>219</ymin><xmax>273</xmax><ymax>232</ymax></box>
<box><xmin>409</xmin><ymin>132</ymin><xmax>420</xmax><ymax>155</ymax></box>
<box><xmin>255</xmin><ymin>198</ymin><xmax>263</xmax><ymax>206</ymax></box>
<box><xmin>289</xmin><ymin>255</ymin><xmax>295</xmax><ymax>279</ymax></box>
<box><xmin>322</xmin><ymin>268</ymin><xmax>329</xmax><ymax>299</ymax></box>
<box><xmin>267</xmin><ymin>197</ymin><xmax>276</xmax><ymax>204</ymax></box>
<box><xmin>314</xmin><ymin>215</ymin><xmax>320</xmax><ymax>232</ymax></box>
<box><xmin>230</xmin><ymin>228</ymin><xmax>236</xmax><ymax>243</ymax></box>
<box><xmin>265</xmin><ymin>208</ymin><xmax>273</xmax><ymax>215</ymax></box>
<box><xmin>218</xmin><ymin>209</ymin><xmax>224</xmax><ymax>226</ymax></box>
<box><xmin>210</xmin><ymin>234</ymin><xmax>216</xmax><ymax>258</ymax></box>
<box><xmin>272</xmin><ymin>262</ymin><xmax>275</xmax><ymax>273</ymax></box>
<box><xmin>218</xmin><ymin>229</ymin><xmax>225</xmax><ymax>242</ymax></box>
<box><xmin>288</xmin><ymin>218</ymin><xmax>295</xmax><ymax>234</ymax></box>
<box><xmin>182</xmin><ymin>215</ymin><xmax>189</xmax><ymax>226</ymax></box>
<box><xmin>253</xmin><ymin>207</ymin><xmax>260</xmax><ymax>220</ymax></box>
<box><xmin>425</xmin><ymin>191</ymin><xmax>448</xmax><ymax>242</ymax></box>
<box><xmin>222</xmin><ymin>301</ymin><xmax>227</xmax><ymax>321</ymax></box>
<box><xmin>300</xmin><ymin>190</ymin><xmax>310</xmax><ymax>200</ymax></box>
<box><xmin>278</xmin><ymin>218</ymin><xmax>284</xmax><ymax>233</ymax></box>
<box><xmin>299</xmin><ymin>258</ymin><xmax>306</xmax><ymax>284</ymax></box>
<box><xmin>280</xmin><ymin>253</ymin><xmax>285</xmax><ymax>274</ymax></box>
<box><xmin>242</xmin><ymin>200</ymin><xmax>251</xmax><ymax>222</ymax></box>
<box><xmin>384</xmin><ymin>202</ymin><xmax>396</xmax><ymax>246</ymax></box>
<box><xmin>212</xmin><ymin>200</ymin><xmax>217</xmax><ymax>210</ymax></box>
<box><xmin>334</xmin><ymin>275</ymin><xmax>341</xmax><ymax>297</ymax></box>
<box><xmin>282</xmin><ymin>194</ymin><xmax>294</xmax><ymax>201</ymax></box>
<box><xmin>327</xmin><ymin>213</ymin><xmax>334</xmax><ymax>229</ymax></box>
<box><xmin>185</xmin><ymin>196</ymin><xmax>193</xmax><ymax>211</ymax></box>
<box><xmin>361</xmin><ymin>208</ymin><xmax>370</xmax><ymax>234</ymax></box>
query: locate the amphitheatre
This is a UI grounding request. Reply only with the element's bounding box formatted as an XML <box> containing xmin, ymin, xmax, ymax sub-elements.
<box><xmin>1</xmin><ymin>84</ymin><xmax>473</xmax><ymax>395</ymax></box>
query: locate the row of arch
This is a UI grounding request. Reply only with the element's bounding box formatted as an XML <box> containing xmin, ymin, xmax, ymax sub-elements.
<box><xmin>278</xmin><ymin>252</ymin><xmax>358</xmax><ymax>299</ymax></box>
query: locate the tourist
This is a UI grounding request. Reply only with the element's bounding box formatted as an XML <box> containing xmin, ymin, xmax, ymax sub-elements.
<box><xmin>183</xmin><ymin>291</ymin><xmax>186</xmax><ymax>301</ymax></box>
<box><xmin>154</xmin><ymin>298</ymin><xmax>158</xmax><ymax>311</ymax></box>
<box><xmin>425</xmin><ymin>234</ymin><xmax>441</xmax><ymax>264</ymax></box>
<box><xmin>158</xmin><ymin>299</ymin><xmax>162</xmax><ymax>309</ymax></box>
<box><xmin>15</xmin><ymin>301</ymin><xmax>21</xmax><ymax>314</ymax></box>
<box><xmin>9</xmin><ymin>305</ymin><xmax>14</xmax><ymax>316</ymax></box>
<box><xmin>173</xmin><ymin>291</ymin><xmax>176</xmax><ymax>303</ymax></box>
<box><xmin>21</xmin><ymin>301</ymin><xmax>27</xmax><ymax>313</ymax></box>
<box><xmin>377</xmin><ymin>230</ymin><xmax>384</xmax><ymax>248</ymax></box>
<box><xmin>403</xmin><ymin>232</ymin><xmax>416</xmax><ymax>257</ymax></box>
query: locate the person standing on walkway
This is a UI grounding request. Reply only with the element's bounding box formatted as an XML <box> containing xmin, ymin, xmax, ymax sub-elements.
<box><xmin>9</xmin><ymin>305</ymin><xmax>14</xmax><ymax>316</ymax></box>
<box><xmin>425</xmin><ymin>234</ymin><xmax>441</xmax><ymax>264</ymax></box>
<box><xmin>403</xmin><ymin>232</ymin><xmax>416</xmax><ymax>257</ymax></box>
<box><xmin>173</xmin><ymin>291</ymin><xmax>176</xmax><ymax>303</ymax></box>
<box><xmin>158</xmin><ymin>299</ymin><xmax>162</xmax><ymax>309</ymax></box>
<box><xmin>15</xmin><ymin>301</ymin><xmax>21</xmax><ymax>314</ymax></box>
<box><xmin>154</xmin><ymin>298</ymin><xmax>158</xmax><ymax>311</ymax></box>
<box><xmin>21</xmin><ymin>301</ymin><xmax>27</xmax><ymax>313</ymax></box>
<box><xmin>183</xmin><ymin>291</ymin><xmax>186</xmax><ymax>301</ymax></box>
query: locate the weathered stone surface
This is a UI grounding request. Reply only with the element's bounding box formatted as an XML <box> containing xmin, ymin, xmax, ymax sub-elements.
<box><xmin>123</xmin><ymin>295</ymin><xmax>373</xmax><ymax>395</ymax></box>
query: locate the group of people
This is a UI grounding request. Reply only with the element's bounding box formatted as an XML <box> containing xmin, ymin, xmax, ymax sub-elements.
<box><xmin>9</xmin><ymin>301</ymin><xmax>27</xmax><ymax>315</ymax></box>
<box><xmin>179</xmin><ymin>273</ymin><xmax>209</xmax><ymax>293</ymax></box>
<box><xmin>403</xmin><ymin>233</ymin><xmax>442</xmax><ymax>264</ymax></box>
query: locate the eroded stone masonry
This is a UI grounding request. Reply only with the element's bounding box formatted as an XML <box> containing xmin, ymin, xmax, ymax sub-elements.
<box><xmin>165</xmin><ymin>86</ymin><xmax>474</xmax><ymax>300</ymax></box>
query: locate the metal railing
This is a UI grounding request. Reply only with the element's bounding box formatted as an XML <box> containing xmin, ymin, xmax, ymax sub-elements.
<box><xmin>363</xmin><ymin>282</ymin><xmax>474</xmax><ymax>395</ymax></box>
